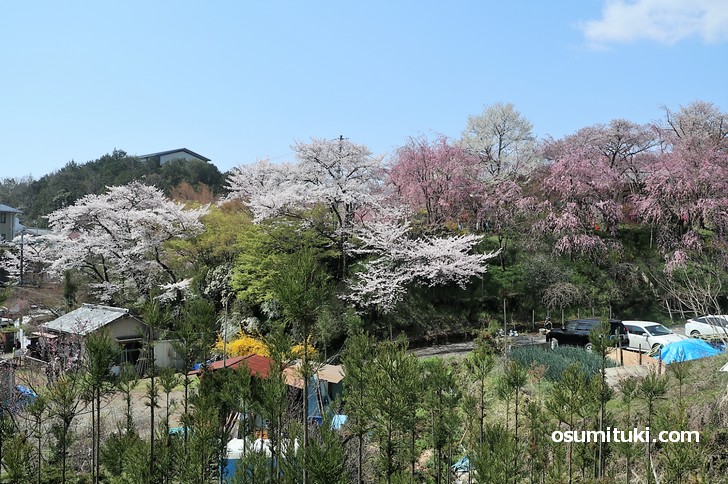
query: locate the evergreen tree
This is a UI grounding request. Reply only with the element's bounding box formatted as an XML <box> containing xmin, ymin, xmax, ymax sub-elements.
<box><xmin>616</xmin><ymin>377</ymin><xmax>640</xmax><ymax>484</ymax></box>
<box><xmin>547</xmin><ymin>364</ymin><xmax>590</xmax><ymax>484</ymax></box>
<box><xmin>639</xmin><ymin>371</ymin><xmax>668</xmax><ymax>484</ymax></box>
<box><xmin>170</xmin><ymin>297</ymin><xmax>217</xmax><ymax>456</ymax></box>
<box><xmin>46</xmin><ymin>373</ymin><xmax>83</xmax><ymax>484</ymax></box>
<box><xmin>370</xmin><ymin>338</ymin><xmax>421</xmax><ymax>483</ymax></box>
<box><xmin>3</xmin><ymin>434</ymin><xmax>34</xmax><ymax>483</ymax></box>
<box><xmin>342</xmin><ymin>330</ymin><xmax>375</xmax><ymax>484</ymax></box>
<box><xmin>82</xmin><ymin>329</ymin><xmax>120</xmax><ymax>483</ymax></box>
<box><xmin>304</xmin><ymin>416</ymin><xmax>348</xmax><ymax>484</ymax></box>
<box><xmin>270</xmin><ymin>245</ymin><xmax>330</xmax><ymax>484</ymax></box>
<box><xmin>423</xmin><ymin>358</ymin><xmax>461</xmax><ymax>484</ymax></box>
<box><xmin>470</xmin><ymin>423</ymin><xmax>520</xmax><ymax>483</ymax></box>
<box><xmin>256</xmin><ymin>326</ymin><xmax>293</xmax><ymax>483</ymax></box>
<box><xmin>142</xmin><ymin>299</ymin><xmax>170</xmax><ymax>480</ymax></box>
<box><xmin>463</xmin><ymin>334</ymin><xmax>495</xmax><ymax>447</ymax></box>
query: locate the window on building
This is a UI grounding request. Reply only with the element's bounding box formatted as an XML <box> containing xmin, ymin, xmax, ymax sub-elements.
<box><xmin>0</xmin><ymin>214</ymin><xmax>6</xmax><ymax>224</ymax></box>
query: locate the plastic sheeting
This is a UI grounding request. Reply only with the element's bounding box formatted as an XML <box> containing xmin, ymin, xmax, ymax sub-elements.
<box><xmin>330</xmin><ymin>414</ymin><xmax>348</xmax><ymax>430</ymax></box>
<box><xmin>660</xmin><ymin>338</ymin><xmax>722</xmax><ymax>364</ymax></box>
<box><xmin>452</xmin><ymin>456</ymin><xmax>471</xmax><ymax>472</ymax></box>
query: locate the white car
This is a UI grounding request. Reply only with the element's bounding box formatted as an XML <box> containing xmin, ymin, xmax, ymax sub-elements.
<box><xmin>622</xmin><ymin>320</ymin><xmax>687</xmax><ymax>353</ymax></box>
<box><xmin>685</xmin><ymin>315</ymin><xmax>728</xmax><ymax>338</ymax></box>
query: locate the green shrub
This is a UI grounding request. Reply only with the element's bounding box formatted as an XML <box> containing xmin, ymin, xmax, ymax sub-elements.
<box><xmin>509</xmin><ymin>345</ymin><xmax>615</xmax><ymax>382</ymax></box>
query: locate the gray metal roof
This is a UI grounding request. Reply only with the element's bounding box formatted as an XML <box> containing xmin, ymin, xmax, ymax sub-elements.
<box><xmin>43</xmin><ymin>304</ymin><xmax>135</xmax><ymax>336</ymax></box>
<box><xmin>0</xmin><ymin>204</ymin><xmax>21</xmax><ymax>213</ymax></box>
<box><xmin>138</xmin><ymin>148</ymin><xmax>211</xmax><ymax>162</ymax></box>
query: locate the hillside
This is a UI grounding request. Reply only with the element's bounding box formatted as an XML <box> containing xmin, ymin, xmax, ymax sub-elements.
<box><xmin>0</xmin><ymin>149</ymin><xmax>226</xmax><ymax>228</ymax></box>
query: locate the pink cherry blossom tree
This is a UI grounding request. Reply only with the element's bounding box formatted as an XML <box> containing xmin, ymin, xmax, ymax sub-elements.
<box><xmin>471</xmin><ymin>179</ymin><xmax>537</xmax><ymax>269</ymax></box>
<box><xmin>661</xmin><ymin>100</ymin><xmax>728</xmax><ymax>150</ymax></box>
<box><xmin>634</xmin><ymin>102</ymin><xmax>728</xmax><ymax>263</ymax></box>
<box><xmin>535</xmin><ymin>120</ymin><xmax>657</xmax><ymax>258</ymax></box>
<box><xmin>543</xmin><ymin>119</ymin><xmax>657</xmax><ymax>196</ymax></box>
<box><xmin>535</xmin><ymin>147</ymin><xmax>622</xmax><ymax>258</ymax></box>
<box><xmin>43</xmin><ymin>181</ymin><xmax>208</xmax><ymax>303</ymax></box>
<box><xmin>631</xmin><ymin>102</ymin><xmax>728</xmax><ymax>315</ymax></box>
<box><xmin>388</xmin><ymin>135</ymin><xmax>480</xmax><ymax>229</ymax></box>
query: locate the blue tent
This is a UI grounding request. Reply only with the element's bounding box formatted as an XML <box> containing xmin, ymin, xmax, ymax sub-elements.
<box><xmin>660</xmin><ymin>339</ymin><xmax>722</xmax><ymax>364</ymax></box>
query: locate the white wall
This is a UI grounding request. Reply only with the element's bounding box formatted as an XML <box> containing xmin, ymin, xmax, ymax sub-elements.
<box><xmin>154</xmin><ymin>339</ymin><xmax>185</xmax><ymax>369</ymax></box>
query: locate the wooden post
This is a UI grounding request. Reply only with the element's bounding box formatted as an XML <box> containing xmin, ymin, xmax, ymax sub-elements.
<box><xmin>503</xmin><ymin>298</ymin><xmax>507</xmax><ymax>335</ymax></box>
<box><xmin>619</xmin><ymin>338</ymin><xmax>623</xmax><ymax>366</ymax></box>
<box><xmin>639</xmin><ymin>345</ymin><xmax>642</xmax><ymax>365</ymax></box>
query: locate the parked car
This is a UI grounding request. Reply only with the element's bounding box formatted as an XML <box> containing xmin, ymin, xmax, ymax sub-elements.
<box><xmin>622</xmin><ymin>320</ymin><xmax>686</xmax><ymax>353</ymax></box>
<box><xmin>546</xmin><ymin>319</ymin><xmax>629</xmax><ymax>352</ymax></box>
<box><xmin>685</xmin><ymin>315</ymin><xmax>728</xmax><ymax>338</ymax></box>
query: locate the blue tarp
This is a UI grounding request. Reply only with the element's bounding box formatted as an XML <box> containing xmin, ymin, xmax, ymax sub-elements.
<box><xmin>452</xmin><ymin>456</ymin><xmax>471</xmax><ymax>472</ymax></box>
<box><xmin>15</xmin><ymin>385</ymin><xmax>37</xmax><ymax>398</ymax></box>
<box><xmin>309</xmin><ymin>414</ymin><xmax>348</xmax><ymax>430</ymax></box>
<box><xmin>330</xmin><ymin>414</ymin><xmax>348</xmax><ymax>430</ymax></box>
<box><xmin>660</xmin><ymin>339</ymin><xmax>722</xmax><ymax>364</ymax></box>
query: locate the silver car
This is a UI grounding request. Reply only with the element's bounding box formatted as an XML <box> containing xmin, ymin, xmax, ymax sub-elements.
<box><xmin>685</xmin><ymin>315</ymin><xmax>728</xmax><ymax>338</ymax></box>
<box><xmin>622</xmin><ymin>320</ymin><xmax>687</xmax><ymax>353</ymax></box>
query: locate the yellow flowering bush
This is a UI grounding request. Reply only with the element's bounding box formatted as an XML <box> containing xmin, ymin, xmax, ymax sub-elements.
<box><xmin>215</xmin><ymin>332</ymin><xmax>318</xmax><ymax>359</ymax></box>
<box><xmin>215</xmin><ymin>332</ymin><xmax>269</xmax><ymax>357</ymax></box>
<box><xmin>292</xmin><ymin>337</ymin><xmax>318</xmax><ymax>359</ymax></box>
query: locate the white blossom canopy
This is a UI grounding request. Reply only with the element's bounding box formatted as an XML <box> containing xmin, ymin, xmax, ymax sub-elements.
<box><xmin>225</xmin><ymin>137</ymin><xmax>386</xmax><ymax>232</ymax></box>
<box><xmin>44</xmin><ymin>181</ymin><xmax>208</xmax><ymax>303</ymax></box>
<box><xmin>346</xmin><ymin>219</ymin><xmax>499</xmax><ymax>313</ymax></box>
<box><xmin>226</xmin><ymin>137</ymin><xmax>497</xmax><ymax>313</ymax></box>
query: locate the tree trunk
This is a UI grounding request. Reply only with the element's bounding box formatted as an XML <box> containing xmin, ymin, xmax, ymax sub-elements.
<box><xmin>184</xmin><ymin>373</ymin><xmax>189</xmax><ymax>457</ymax></box>
<box><xmin>357</xmin><ymin>433</ymin><xmax>364</xmax><ymax>484</ymax></box>
<box><xmin>91</xmin><ymin>395</ymin><xmax>96</xmax><ymax>484</ymax></box>
<box><xmin>303</xmin><ymin>328</ymin><xmax>309</xmax><ymax>484</ymax></box>
<box><xmin>96</xmin><ymin>389</ymin><xmax>102</xmax><ymax>483</ymax></box>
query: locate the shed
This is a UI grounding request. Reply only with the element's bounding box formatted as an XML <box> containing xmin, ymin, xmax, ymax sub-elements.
<box><xmin>39</xmin><ymin>304</ymin><xmax>147</xmax><ymax>365</ymax></box>
<box><xmin>283</xmin><ymin>361</ymin><xmax>345</xmax><ymax>418</ymax></box>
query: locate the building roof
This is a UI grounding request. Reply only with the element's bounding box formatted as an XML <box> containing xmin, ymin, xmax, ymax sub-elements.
<box><xmin>283</xmin><ymin>361</ymin><xmax>345</xmax><ymax>388</ymax></box>
<box><xmin>43</xmin><ymin>304</ymin><xmax>139</xmax><ymax>336</ymax></box>
<box><xmin>20</xmin><ymin>227</ymin><xmax>53</xmax><ymax>236</ymax></box>
<box><xmin>138</xmin><ymin>148</ymin><xmax>211</xmax><ymax>162</ymax></box>
<box><xmin>187</xmin><ymin>353</ymin><xmax>273</xmax><ymax>378</ymax></box>
<box><xmin>0</xmin><ymin>204</ymin><xmax>21</xmax><ymax>213</ymax></box>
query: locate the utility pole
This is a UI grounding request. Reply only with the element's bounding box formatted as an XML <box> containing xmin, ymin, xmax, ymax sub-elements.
<box><xmin>223</xmin><ymin>298</ymin><xmax>228</xmax><ymax>367</ymax></box>
<box><xmin>19</xmin><ymin>230</ymin><xmax>24</xmax><ymax>285</ymax></box>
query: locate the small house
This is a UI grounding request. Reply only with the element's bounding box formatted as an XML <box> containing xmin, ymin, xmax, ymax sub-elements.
<box><xmin>35</xmin><ymin>304</ymin><xmax>147</xmax><ymax>365</ymax></box>
<box><xmin>0</xmin><ymin>204</ymin><xmax>22</xmax><ymax>243</ymax></box>
<box><xmin>138</xmin><ymin>148</ymin><xmax>211</xmax><ymax>165</ymax></box>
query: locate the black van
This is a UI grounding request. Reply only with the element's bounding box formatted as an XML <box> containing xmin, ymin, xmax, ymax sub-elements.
<box><xmin>546</xmin><ymin>319</ymin><xmax>629</xmax><ymax>352</ymax></box>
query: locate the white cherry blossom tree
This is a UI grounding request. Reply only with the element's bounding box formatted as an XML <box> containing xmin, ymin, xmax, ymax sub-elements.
<box><xmin>225</xmin><ymin>137</ymin><xmax>387</xmax><ymax>276</ymax></box>
<box><xmin>460</xmin><ymin>102</ymin><xmax>540</xmax><ymax>181</ymax></box>
<box><xmin>0</xmin><ymin>246</ymin><xmax>19</xmax><ymax>284</ymax></box>
<box><xmin>43</xmin><ymin>181</ymin><xmax>208</xmax><ymax>303</ymax></box>
<box><xmin>346</xmin><ymin>218</ymin><xmax>499</xmax><ymax>313</ymax></box>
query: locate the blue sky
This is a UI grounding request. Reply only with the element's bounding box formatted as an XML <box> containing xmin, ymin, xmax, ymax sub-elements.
<box><xmin>2</xmin><ymin>1</ymin><xmax>726</xmax><ymax>180</ymax></box>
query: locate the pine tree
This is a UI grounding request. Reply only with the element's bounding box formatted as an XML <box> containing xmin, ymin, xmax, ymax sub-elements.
<box><xmin>342</xmin><ymin>330</ymin><xmax>374</xmax><ymax>484</ymax></box>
